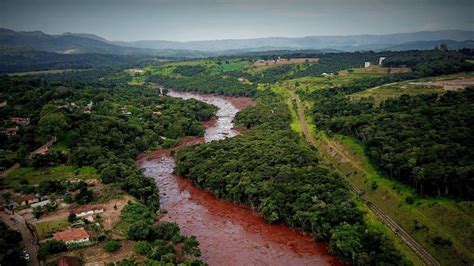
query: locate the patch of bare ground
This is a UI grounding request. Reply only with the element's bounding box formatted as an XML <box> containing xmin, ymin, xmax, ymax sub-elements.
<box><xmin>252</xmin><ymin>58</ymin><xmax>319</xmax><ymax>67</ymax></box>
<box><xmin>47</xmin><ymin>240</ymin><xmax>144</xmax><ymax>265</ymax></box>
<box><xmin>410</xmin><ymin>77</ymin><xmax>474</xmax><ymax>91</ymax></box>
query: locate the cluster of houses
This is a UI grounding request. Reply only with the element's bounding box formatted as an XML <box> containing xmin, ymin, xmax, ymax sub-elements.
<box><xmin>60</xmin><ymin>101</ymin><xmax>93</xmax><ymax>114</ymax></box>
<box><xmin>51</xmin><ymin>206</ymin><xmax>104</xmax><ymax>245</ymax></box>
<box><xmin>3</xmin><ymin>117</ymin><xmax>30</xmax><ymax>136</ymax></box>
<box><xmin>2</xmin><ymin>193</ymin><xmax>50</xmax><ymax>210</ymax></box>
<box><xmin>3</xmin><ymin>191</ymin><xmax>104</xmax><ymax>246</ymax></box>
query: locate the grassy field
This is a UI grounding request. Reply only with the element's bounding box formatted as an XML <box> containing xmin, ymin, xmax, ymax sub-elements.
<box><xmin>261</xmin><ymin>84</ymin><xmax>302</xmax><ymax>133</ymax></box>
<box><xmin>35</xmin><ymin>217</ymin><xmax>69</xmax><ymax>238</ymax></box>
<box><xmin>5</xmin><ymin>165</ymin><xmax>99</xmax><ymax>187</ymax></box>
<box><xmin>144</xmin><ymin>59</ymin><xmax>249</xmax><ymax>78</ymax></box>
<box><xmin>349</xmin><ymin>72</ymin><xmax>474</xmax><ymax>104</ymax></box>
<box><xmin>316</xmin><ymin>133</ymin><xmax>474</xmax><ymax>265</ymax></box>
<box><xmin>288</xmin><ymin>71</ymin><xmax>385</xmax><ymax>94</ymax></box>
<box><xmin>349</xmin><ymin>83</ymin><xmax>443</xmax><ymax>104</ymax></box>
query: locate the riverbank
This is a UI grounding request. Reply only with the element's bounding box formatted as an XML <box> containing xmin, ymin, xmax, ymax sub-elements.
<box><xmin>138</xmin><ymin>90</ymin><xmax>340</xmax><ymax>265</ymax></box>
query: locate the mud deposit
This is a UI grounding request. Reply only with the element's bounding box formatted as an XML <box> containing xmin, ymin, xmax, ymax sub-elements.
<box><xmin>138</xmin><ymin>90</ymin><xmax>339</xmax><ymax>266</ymax></box>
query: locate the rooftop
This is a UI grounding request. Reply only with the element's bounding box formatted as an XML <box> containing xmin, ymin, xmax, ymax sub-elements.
<box><xmin>53</xmin><ymin>228</ymin><xmax>89</xmax><ymax>242</ymax></box>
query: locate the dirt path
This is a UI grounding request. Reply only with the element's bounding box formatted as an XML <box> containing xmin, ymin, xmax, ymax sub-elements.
<box><xmin>289</xmin><ymin>90</ymin><xmax>440</xmax><ymax>266</ymax></box>
<box><xmin>0</xmin><ymin>162</ymin><xmax>19</xmax><ymax>178</ymax></box>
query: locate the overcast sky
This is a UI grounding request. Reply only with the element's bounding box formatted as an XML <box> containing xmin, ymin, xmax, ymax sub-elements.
<box><xmin>0</xmin><ymin>0</ymin><xmax>472</xmax><ymax>42</ymax></box>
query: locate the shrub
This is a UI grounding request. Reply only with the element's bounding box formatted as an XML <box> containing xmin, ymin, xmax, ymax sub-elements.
<box><xmin>103</xmin><ymin>240</ymin><xmax>121</xmax><ymax>252</ymax></box>
<box><xmin>154</xmin><ymin>222</ymin><xmax>180</xmax><ymax>241</ymax></box>
<box><xmin>183</xmin><ymin>236</ymin><xmax>201</xmax><ymax>257</ymax></box>
<box><xmin>371</xmin><ymin>181</ymin><xmax>378</xmax><ymax>190</ymax></box>
<box><xmin>432</xmin><ymin>236</ymin><xmax>452</xmax><ymax>247</ymax></box>
<box><xmin>68</xmin><ymin>213</ymin><xmax>77</xmax><ymax>223</ymax></box>
<box><xmin>37</xmin><ymin>240</ymin><xmax>67</xmax><ymax>259</ymax></box>
<box><xmin>134</xmin><ymin>241</ymin><xmax>152</xmax><ymax>255</ymax></box>
<box><xmin>405</xmin><ymin>196</ymin><xmax>415</xmax><ymax>204</ymax></box>
<box><xmin>128</xmin><ymin>221</ymin><xmax>153</xmax><ymax>240</ymax></box>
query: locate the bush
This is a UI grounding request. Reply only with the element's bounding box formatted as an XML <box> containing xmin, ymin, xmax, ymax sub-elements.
<box><xmin>154</xmin><ymin>222</ymin><xmax>181</xmax><ymax>241</ymax></box>
<box><xmin>405</xmin><ymin>196</ymin><xmax>415</xmax><ymax>205</ymax></box>
<box><xmin>432</xmin><ymin>236</ymin><xmax>453</xmax><ymax>247</ymax></box>
<box><xmin>128</xmin><ymin>221</ymin><xmax>154</xmax><ymax>240</ymax></box>
<box><xmin>134</xmin><ymin>241</ymin><xmax>152</xmax><ymax>255</ymax></box>
<box><xmin>37</xmin><ymin>240</ymin><xmax>67</xmax><ymax>259</ymax></box>
<box><xmin>68</xmin><ymin>213</ymin><xmax>77</xmax><ymax>223</ymax></box>
<box><xmin>183</xmin><ymin>236</ymin><xmax>201</xmax><ymax>257</ymax></box>
<box><xmin>371</xmin><ymin>181</ymin><xmax>378</xmax><ymax>190</ymax></box>
<box><xmin>103</xmin><ymin>240</ymin><xmax>121</xmax><ymax>252</ymax></box>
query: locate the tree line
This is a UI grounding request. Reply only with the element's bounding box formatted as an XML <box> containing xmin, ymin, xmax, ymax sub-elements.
<box><xmin>312</xmin><ymin>88</ymin><xmax>474</xmax><ymax>199</ymax></box>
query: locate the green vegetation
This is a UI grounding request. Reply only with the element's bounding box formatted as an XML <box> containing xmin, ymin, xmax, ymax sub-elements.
<box><xmin>37</xmin><ymin>240</ymin><xmax>67</xmax><ymax>260</ymax></box>
<box><xmin>175</xmin><ymin>91</ymin><xmax>406</xmax><ymax>265</ymax></box>
<box><xmin>0</xmin><ymin>75</ymin><xmax>217</xmax><ymax>210</ymax></box>
<box><xmin>0</xmin><ymin>221</ymin><xmax>24</xmax><ymax>265</ymax></box>
<box><xmin>349</xmin><ymin>83</ymin><xmax>443</xmax><ymax>104</ymax></box>
<box><xmin>117</xmin><ymin>202</ymin><xmax>204</xmax><ymax>265</ymax></box>
<box><xmin>7</xmin><ymin>69</ymin><xmax>86</xmax><ymax>76</ymax></box>
<box><xmin>5</xmin><ymin>165</ymin><xmax>98</xmax><ymax>188</ymax></box>
<box><xmin>314</xmin><ymin>89</ymin><xmax>474</xmax><ymax>199</ymax></box>
<box><xmin>103</xmin><ymin>240</ymin><xmax>121</xmax><ymax>252</ymax></box>
<box><xmin>35</xmin><ymin>217</ymin><xmax>69</xmax><ymax>238</ymax></box>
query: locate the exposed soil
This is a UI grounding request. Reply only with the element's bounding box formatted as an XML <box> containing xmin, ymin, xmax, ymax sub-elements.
<box><xmin>410</xmin><ymin>77</ymin><xmax>474</xmax><ymax>91</ymax></box>
<box><xmin>252</xmin><ymin>58</ymin><xmax>320</xmax><ymax>67</ymax></box>
<box><xmin>47</xmin><ymin>240</ymin><xmax>143</xmax><ymax>265</ymax></box>
<box><xmin>138</xmin><ymin>90</ymin><xmax>340</xmax><ymax>266</ymax></box>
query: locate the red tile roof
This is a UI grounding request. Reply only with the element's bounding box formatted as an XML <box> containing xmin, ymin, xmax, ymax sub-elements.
<box><xmin>53</xmin><ymin>228</ymin><xmax>89</xmax><ymax>242</ymax></box>
<box><xmin>16</xmin><ymin>194</ymin><xmax>36</xmax><ymax>203</ymax></box>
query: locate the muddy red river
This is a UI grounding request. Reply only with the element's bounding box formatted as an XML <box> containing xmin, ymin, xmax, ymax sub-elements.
<box><xmin>137</xmin><ymin>90</ymin><xmax>340</xmax><ymax>266</ymax></box>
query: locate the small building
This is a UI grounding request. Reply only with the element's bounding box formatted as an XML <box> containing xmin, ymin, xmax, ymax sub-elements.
<box><xmin>31</xmin><ymin>199</ymin><xmax>51</xmax><ymax>208</ymax></box>
<box><xmin>57</xmin><ymin>256</ymin><xmax>80</xmax><ymax>266</ymax></box>
<box><xmin>53</xmin><ymin>228</ymin><xmax>90</xmax><ymax>245</ymax></box>
<box><xmin>72</xmin><ymin>206</ymin><xmax>104</xmax><ymax>218</ymax></box>
<box><xmin>4</xmin><ymin>127</ymin><xmax>18</xmax><ymax>136</ymax></box>
<box><xmin>378</xmin><ymin>57</ymin><xmax>386</xmax><ymax>65</ymax></box>
<box><xmin>364</xmin><ymin>62</ymin><xmax>371</xmax><ymax>68</ymax></box>
<box><xmin>83</xmin><ymin>101</ymin><xmax>93</xmax><ymax>114</ymax></box>
<box><xmin>321</xmin><ymin>73</ymin><xmax>334</xmax><ymax>77</ymax></box>
<box><xmin>15</xmin><ymin>194</ymin><xmax>39</xmax><ymax>206</ymax></box>
<box><xmin>10</xmin><ymin>117</ymin><xmax>30</xmax><ymax>126</ymax></box>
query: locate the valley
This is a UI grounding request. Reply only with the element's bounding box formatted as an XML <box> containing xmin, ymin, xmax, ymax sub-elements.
<box><xmin>1</xmin><ymin>47</ymin><xmax>473</xmax><ymax>266</ymax></box>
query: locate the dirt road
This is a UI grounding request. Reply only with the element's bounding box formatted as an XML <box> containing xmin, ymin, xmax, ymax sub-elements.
<box><xmin>289</xmin><ymin>89</ymin><xmax>440</xmax><ymax>266</ymax></box>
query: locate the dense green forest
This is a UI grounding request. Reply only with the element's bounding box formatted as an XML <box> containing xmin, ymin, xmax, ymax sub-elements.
<box><xmin>312</xmin><ymin>88</ymin><xmax>474</xmax><ymax>199</ymax></box>
<box><xmin>0</xmin><ymin>50</ymin><xmax>153</xmax><ymax>73</ymax></box>
<box><xmin>147</xmin><ymin>71</ymin><xmax>257</xmax><ymax>97</ymax></box>
<box><xmin>0</xmin><ymin>76</ymin><xmax>217</xmax><ymax>210</ymax></box>
<box><xmin>175</xmin><ymin>91</ymin><xmax>406</xmax><ymax>264</ymax></box>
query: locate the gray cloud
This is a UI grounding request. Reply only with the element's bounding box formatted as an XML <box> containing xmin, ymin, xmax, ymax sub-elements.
<box><xmin>0</xmin><ymin>0</ymin><xmax>472</xmax><ymax>41</ymax></box>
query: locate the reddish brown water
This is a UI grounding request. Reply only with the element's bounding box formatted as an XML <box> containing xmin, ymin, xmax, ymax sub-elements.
<box><xmin>138</xmin><ymin>90</ymin><xmax>340</xmax><ymax>266</ymax></box>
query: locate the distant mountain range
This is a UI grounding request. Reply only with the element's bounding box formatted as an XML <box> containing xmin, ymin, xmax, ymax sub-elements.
<box><xmin>0</xmin><ymin>28</ymin><xmax>473</xmax><ymax>57</ymax></box>
<box><xmin>112</xmin><ymin>30</ymin><xmax>474</xmax><ymax>52</ymax></box>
